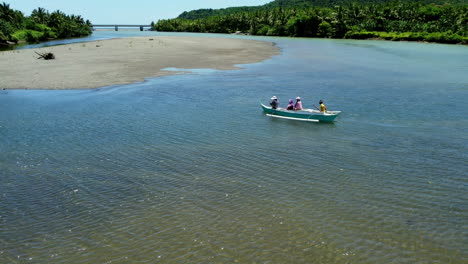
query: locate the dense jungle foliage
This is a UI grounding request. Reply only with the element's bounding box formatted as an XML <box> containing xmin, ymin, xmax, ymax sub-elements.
<box><xmin>156</xmin><ymin>0</ymin><xmax>468</xmax><ymax>44</ymax></box>
<box><xmin>0</xmin><ymin>2</ymin><xmax>92</xmax><ymax>44</ymax></box>
<box><xmin>178</xmin><ymin>0</ymin><xmax>467</xmax><ymax>20</ymax></box>
<box><xmin>265</xmin><ymin>0</ymin><xmax>468</xmax><ymax>8</ymax></box>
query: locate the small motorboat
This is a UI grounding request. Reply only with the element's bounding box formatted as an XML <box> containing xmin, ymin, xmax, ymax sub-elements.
<box><xmin>261</xmin><ymin>103</ymin><xmax>341</xmax><ymax>122</ymax></box>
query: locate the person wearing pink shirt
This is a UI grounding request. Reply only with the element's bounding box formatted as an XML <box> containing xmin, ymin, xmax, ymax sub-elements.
<box><xmin>294</xmin><ymin>97</ymin><xmax>303</xmax><ymax>110</ymax></box>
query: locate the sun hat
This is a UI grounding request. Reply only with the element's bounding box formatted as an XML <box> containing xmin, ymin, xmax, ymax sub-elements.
<box><xmin>271</xmin><ymin>96</ymin><xmax>277</xmax><ymax>100</ymax></box>
<box><xmin>296</xmin><ymin>97</ymin><xmax>301</xmax><ymax>100</ymax></box>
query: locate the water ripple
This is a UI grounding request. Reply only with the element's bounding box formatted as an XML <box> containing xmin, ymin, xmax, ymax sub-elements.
<box><xmin>1</xmin><ymin>36</ymin><xmax>467</xmax><ymax>263</ymax></box>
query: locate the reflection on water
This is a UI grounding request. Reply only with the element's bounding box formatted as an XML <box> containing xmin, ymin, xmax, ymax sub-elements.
<box><xmin>1</xmin><ymin>32</ymin><xmax>467</xmax><ymax>263</ymax></box>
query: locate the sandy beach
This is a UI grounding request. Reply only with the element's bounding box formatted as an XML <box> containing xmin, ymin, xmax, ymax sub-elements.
<box><xmin>0</xmin><ymin>36</ymin><xmax>279</xmax><ymax>89</ymax></box>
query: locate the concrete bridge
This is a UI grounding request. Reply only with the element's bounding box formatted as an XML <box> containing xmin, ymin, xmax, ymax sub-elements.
<box><xmin>92</xmin><ymin>24</ymin><xmax>152</xmax><ymax>31</ymax></box>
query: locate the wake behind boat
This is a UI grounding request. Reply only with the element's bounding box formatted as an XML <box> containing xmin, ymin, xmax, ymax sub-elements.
<box><xmin>260</xmin><ymin>103</ymin><xmax>341</xmax><ymax>122</ymax></box>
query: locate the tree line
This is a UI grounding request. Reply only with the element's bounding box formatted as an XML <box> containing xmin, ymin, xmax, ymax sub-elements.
<box><xmin>0</xmin><ymin>2</ymin><xmax>92</xmax><ymax>45</ymax></box>
<box><xmin>177</xmin><ymin>0</ymin><xmax>466</xmax><ymax>19</ymax></box>
<box><xmin>155</xmin><ymin>1</ymin><xmax>467</xmax><ymax>44</ymax></box>
<box><xmin>264</xmin><ymin>0</ymin><xmax>468</xmax><ymax>8</ymax></box>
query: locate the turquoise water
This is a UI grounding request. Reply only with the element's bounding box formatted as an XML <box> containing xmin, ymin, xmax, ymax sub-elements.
<box><xmin>1</xmin><ymin>32</ymin><xmax>467</xmax><ymax>263</ymax></box>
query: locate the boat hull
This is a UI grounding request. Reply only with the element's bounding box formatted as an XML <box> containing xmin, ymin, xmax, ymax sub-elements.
<box><xmin>261</xmin><ymin>104</ymin><xmax>340</xmax><ymax>122</ymax></box>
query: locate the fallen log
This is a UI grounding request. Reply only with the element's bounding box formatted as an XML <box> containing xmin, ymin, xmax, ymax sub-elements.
<box><xmin>35</xmin><ymin>51</ymin><xmax>55</xmax><ymax>60</ymax></box>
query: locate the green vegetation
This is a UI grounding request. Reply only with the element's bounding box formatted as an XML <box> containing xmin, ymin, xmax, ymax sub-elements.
<box><xmin>345</xmin><ymin>31</ymin><xmax>468</xmax><ymax>44</ymax></box>
<box><xmin>0</xmin><ymin>2</ymin><xmax>92</xmax><ymax>45</ymax></box>
<box><xmin>176</xmin><ymin>0</ymin><xmax>467</xmax><ymax>20</ymax></box>
<box><xmin>155</xmin><ymin>0</ymin><xmax>468</xmax><ymax>44</ymax></box>
<box><xmin>265</xmin><ymin>0</ymin><xmax>468</xmax><ymax>8</ymax></box>
<box><xmin>178</xmin><ymin>6</ymin><xmax>265</xmax><ymax>20</ymax></box>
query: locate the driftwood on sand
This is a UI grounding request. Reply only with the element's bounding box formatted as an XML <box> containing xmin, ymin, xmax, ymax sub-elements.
<box><xmin>35</xmin><ymin>51</ymin><xmax>55</xmax><ymax>60</ymax></box>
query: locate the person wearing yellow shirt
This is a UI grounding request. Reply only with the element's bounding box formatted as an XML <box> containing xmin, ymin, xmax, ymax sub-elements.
<box><xmin>319</xmin><ymin>100</ymin><xmax>327</xmax><ymax>112</ymax></box>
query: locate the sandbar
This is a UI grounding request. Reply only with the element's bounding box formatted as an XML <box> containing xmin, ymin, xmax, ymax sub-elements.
<box><xmin>0</xmin><ymin>36</ymin><xmax>279</xmax><ymax>89</ymax></box>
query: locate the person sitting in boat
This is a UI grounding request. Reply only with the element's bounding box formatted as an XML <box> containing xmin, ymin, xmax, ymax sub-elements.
<box><xmin>286</xmin><ymin>99</ymin><xmax>295</xmax><ymax>110</ymax></box>
<box><xmin>294</xmin><ymin>97</ymin><xmax>303</xmax><ymax>110</ymax></box>
<box><xmin>270</xmin><ymin>96</ymin><xmax>279</xmax><ymax>109</ymax></box>
<box><xmin>319</xmin><ymin>100</ymin><xmax>327</xmax><ymax>112</ymax></box>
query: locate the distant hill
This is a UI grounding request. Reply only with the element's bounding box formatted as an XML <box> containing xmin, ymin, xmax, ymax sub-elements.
<box><xmin>266</xmin><ymin>0</ymin><xmax>468</xmax><ymax>7</ymax></box>
<box><xmin>178</xmin><ymin>6</ymin><xmax>264</xmax><ymax>20</ymax></box>
<box><xmin>157</xmin><ymin>0</ymin><xmax>467</xmax><ymax>45</ymax></box>
<box><xmin>177</xmin><ymin>0</ymin><xmax>467</xmax><ymax>19</ymax></box>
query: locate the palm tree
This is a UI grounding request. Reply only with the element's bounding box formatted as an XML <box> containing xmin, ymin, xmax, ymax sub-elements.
<box><xmin>0</xmin><ymin>2</ymin><xmax>24</xmax><ymax>28</ymax></box>
<box><xmin>31</xmin><ymin>7</ymin><xmax>49</xmax><ymax>24</ymax></box>
<box><xmin>0</xmin><ymin>2</ymin><xmax>14</xmax><ymax>21</ymax></box>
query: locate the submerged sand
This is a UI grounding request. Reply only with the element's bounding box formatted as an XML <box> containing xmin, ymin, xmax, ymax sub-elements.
<box><xmin>0</xmin><ymin>36</ymin><xmax>279</xmax><ymax>89</ymax></box>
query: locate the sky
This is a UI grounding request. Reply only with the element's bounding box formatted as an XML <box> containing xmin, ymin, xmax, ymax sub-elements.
<box><xmin>9</xmin><ymin>0</ymin><xmax>273</xmax><ymax>24</ymax></box>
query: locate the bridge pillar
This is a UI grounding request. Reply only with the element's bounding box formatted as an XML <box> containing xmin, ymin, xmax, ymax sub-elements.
<box><xmin>115</xmin><ymin>26</ymin><xmax>118</xmax><ymax>31</ymax></box>
<box><xmin>140</xmin><ymin>26</ymin><xmax>143</xmax><ymax>31</ymax></box>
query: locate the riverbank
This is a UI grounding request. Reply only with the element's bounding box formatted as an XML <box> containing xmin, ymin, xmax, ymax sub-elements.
<box><xmin>0</xmin><ymin>36</ymin><xmax>279</xmax><ymax>89</ymax></box>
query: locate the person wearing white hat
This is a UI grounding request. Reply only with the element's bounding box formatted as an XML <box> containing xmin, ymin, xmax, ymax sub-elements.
<box><xmin>270</xmin><ymin>96</ymin><xmax>279</xmax><ymax>109</ymax></box>
<box><xmin>294</xmin><ymin>97</ymin><xmax>303</xmax><ymax>110</ymax></box>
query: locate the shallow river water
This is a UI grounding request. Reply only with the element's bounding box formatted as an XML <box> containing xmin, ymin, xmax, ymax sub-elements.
<box><xmin>1</xmin><ymin>31</ymin><xmax>467</xmax><ymax>263</ymax></box>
